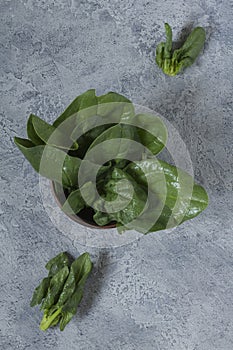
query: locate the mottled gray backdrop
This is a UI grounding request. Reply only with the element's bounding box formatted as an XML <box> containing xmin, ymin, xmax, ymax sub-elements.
<box><xmin>1</xmin><ymin>1</ymin><xmax>233</xmax><ymax>349</ymax></box>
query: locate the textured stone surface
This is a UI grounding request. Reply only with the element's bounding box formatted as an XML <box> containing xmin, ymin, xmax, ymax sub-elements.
<box><xmin>1</xmin><ymin>0</ymin><xmax>233</xmax><ymax>349</ymax></box>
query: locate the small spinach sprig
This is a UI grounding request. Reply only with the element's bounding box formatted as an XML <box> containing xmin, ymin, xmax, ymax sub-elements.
<box><xmin>30</xmin><ymin>252</ymin><xmax>93</xmax><ymax>331</ymax></box>
<box><xmin>156</xmin><ymin>23</ymin><xmax>206</xmax><ymax>76</ymax></box>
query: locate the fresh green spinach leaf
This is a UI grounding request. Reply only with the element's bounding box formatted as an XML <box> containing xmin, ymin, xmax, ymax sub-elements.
<box><xmin>53</xmin><ymin>89</ymin><xmax>98</xmax><ymax>128</ymax></box>
<box><xmin>62</xmin><ymin>181</ymin><xmax>96</xmax><ymax>215</ymax></box>
<box><xmin>125</xmin><ymin>159</ymin><xmax>208</xmax><ymax>232</ymax></box>
<box><xmin>156</xmin><ymin>23</ymin><xmax>206</xmax><ymax>76</ymax></box>
<box><xmin>30</xmin><ymin>277</ymin><xmax>51</xmax><ymax>307</ymax></box>
<box><xmin>31</xmin><ymin>252</ymin><xmax>92</xmax><ymax>332</ymax></box>
<box><xmin>27</xmin><ymin>114</ymin><xmax>45</xmax><ymax>146</ymax></box>
<box><xmin>41</xmin><ymin>266</ymin><xmax>69</xmax><ymax>310</ymax></box>
<box><xmin>29</xmin><ymin>114</ymin><xmax>78</xmax><ymax>150</ymax></box>
<box><xmin>45</xmin><ymin>252</ymin><xmax>71</xmax><ymax>277</ymax></box>
<box><xmin>15</xmin><ymin>90</ymin><xmax>208</xmax><ymax>233</ymax></box>
<box><xmin>97</xmin><ymin>91</ymin><xmax>135</xmax><ymax>122</ymax></box>
<box><xmin>14</xmin><ymin>138</ymin><xmax>81</xmax><ymax>188</ymax></box>
<box><xmin>93</xmin><ymin>168</ymin><xmax>147</xmax><ymax>226</ymax></box>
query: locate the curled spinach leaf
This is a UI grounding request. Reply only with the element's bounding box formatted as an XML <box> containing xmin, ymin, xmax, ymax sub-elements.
<box><xmin>125</xmin><ymin>159</ymin><xmax>208</xmax><ymax>233</ymax></box>
<box><xmin>93</xmin><ymin>168</ymin><xmax>147</xmax><ymax>227</ymax></box>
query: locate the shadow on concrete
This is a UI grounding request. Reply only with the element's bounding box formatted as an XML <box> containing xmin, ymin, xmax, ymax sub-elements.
<box><xmin>78</xmin><ymin>250</ymin><xmax>111</xmax><ymax>319</ymax></box>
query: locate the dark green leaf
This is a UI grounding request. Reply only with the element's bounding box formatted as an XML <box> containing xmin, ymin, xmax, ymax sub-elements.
<box><xmin>14</xmin><ymin>138</ymin><xmax>81</xmax><ymax>188</ymax></box>
<box><xmin>62</xmin><ymin>181</ymin><xmax>95</xmax><ymax>215</ymax></box>
<box><xmin>45</xmin><ymin>252</ymin><xmax>69</xmax><ymax>271</ymax></box>
<box><xmin>155</xmin><ymin>23</ymin><xmax>173</xmax><ymax>73</ymax></box>
<box><xmin>57</xmin><ymin>253</ymin><xmax>92</xmax><ymax>308</ymax></box>
<box><xmin>30</xmin><ymin>277</ymin><xmax>51</xmax><ymax>307</ymax></box>
<box><xmin>93</xmin><ymin>168</ymin><xmax>147</xmax><ymax>226</ymax></box>
<box><xmin>97</xmin><ymin>91</ymin><xmax>135</xmax><ymax>122</ymax></box>
<box><xmin>73</xmin><ymin>124</ymin><xmax>115</xmax><ymax>159</ymax></box>
<box><xmin>27</xmin><ymin>114</ymin><xmax>45</xmax><ymax>145</ymax></box>
<box><xmin>30</xmin><ymin>114</ymin><xmax>78</xmax><ymax>150</ymax></box>
<box><xmin>53</xmin><ymin>89</ymin><xmax>98</xmax><ymax>129</ymax></box>
<box><xmin>70</xmin><ymin>92</ymin><xmax>135</xmax><ymax>158</ymax></box>
<box><xmin>41</xmin><ymin>266</ymin><xmax>69</xmax><ymax>311</ymax></box>
<box><xmin>45</xmin><ymin>252</ymin><xmax>71</xmax><ymax>277</ymax></box>
<box><xmin>62</xmin><ymin>154</ymin><xmax>81</xmax><ymax>188</ymax></box>
<box><xmin>126</xmin><ymin>159</ymin><xmax>208</xmax><ymax>233</ymax></box>
<box><xmin>85</xmin><ymin>118</ymin><xmax>166</xmax><ymax>166</ymax></box>
<box><xmin>156</xmin><ymin>42</ymin><xmax>165</xmax><ymax>69</ymax></box>
<box><xmin>58</xmin><ymin>253</ymin><xmax>92</xmax><ymax>331</ymax></box>
<box><xmin>133</xmin><ymin>113</ymin><xmax>167</xmax><ymax>155</ymax></box>
<box><xmin>93</xmin><ymin>211</ymin><xmax>112</xmax><ymax>226</ymax></box>
<box><xmin>156</xmin><ymin>23</ymin><xmax>206</xmax><ymax>76</ymax></box>
<box><xmin>69</xmin><ymin>252</ymin><xmax>93</xmax><ymax>287</ymax></box>
<box><xmin>173</xmin><ymin>27</ymin><xmax>206</xmax><ymax>68</ymax></box>
<box><xmin>86</xmin><ymin>124</ymin><xmax>140</xmax><ymax>165</ymax></box>
<box><xmin>60</xmin><ymin>285</ymin><xmax>83</xmax><ymax>331</ymax></box>
<box><xmin>59</xmin><ymin>311</ymin><xmax>74</xmax><ymax>331</ymax></box>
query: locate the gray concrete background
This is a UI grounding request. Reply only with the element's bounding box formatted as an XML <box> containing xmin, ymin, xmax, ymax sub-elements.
<box><xmin>1</xmin><ymin>0</ymin><xmax>233</xmax><ymax>349</ymax></box>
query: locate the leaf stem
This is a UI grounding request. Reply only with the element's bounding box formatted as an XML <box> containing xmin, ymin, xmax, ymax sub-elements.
<box><xmin>40</xmin><ymin>308</ymin><xmax>62</xmax><ymax>331</ymax></box>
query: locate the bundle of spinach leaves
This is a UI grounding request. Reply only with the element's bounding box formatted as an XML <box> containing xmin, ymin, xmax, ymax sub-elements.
<box><xmin>156</xmin><ymin>23</ymin><xmax>206</xmax><ymax>76</ymax></box>
<box><xmin>30</xmin><ymin>252</ymin><xmax>92</xmax><ymax>331</ymax></box>
<box><xmin>14</xmin><ymin>89</ymin><xmax>208</xmax><ymax>233</ymax></box>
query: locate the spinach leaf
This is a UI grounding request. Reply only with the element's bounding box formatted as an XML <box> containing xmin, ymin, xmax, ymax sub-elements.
<box><xmin>45</xmin><ymin>252</ymin><xmax>71</xmax><ymax>277</ymax></box>
<box><xmin>41</xmin><ymin>266</ymin><xmax>69</xmax><ymax>310</ymax></box>
<box><xmin>27</xmin><ymin>114</ymin><xmax>45</xmax><ymax>146</ymax></box>
<box><xmin>86</xmin><ymin>124</ymin><xmax>140</xmax><ymax>165</ymax></box>
<box><xmin>133</xmin><ymin>113</ymin><xmax>167</xmax><ymax>155</ymax></box>
<box><xmin>93</xmin><ymin>168</ymin><xmax>147</xmax><ymax>226</ymax></box>
<box><xmin>30</xmin><ymin>252</ymin><xmax>71</xmax><ymax>308</ymax></box>
<box><xmin>14</xmin><ymin>138</ymin><xmax>81</xmax><ymax>188</ymax></box>
<box><xmin>34</xmin><ymin>252</ymin><xmax>93</xmax><ymax>332</ymax></box>
<box><xmin>156</xmin><ymin>23</ymin><xmax>205</xmax><ymax>76</ymax></box>
<box><xmin>125</xmin><ymin>159</ymin><xmax>208</xmax><ymax>232</ymax></box>
<box><xmin>30</xmin><ymin>277</ymin><xmax>51</xmax><ymax>307</ymax></box>
<box><xmin>70</xmin><ymin>91</ymin><xmax>135</xmax><ymax>157</ymax></box>
<box><xmin>97</xmin><ymin>91</ymin><xmax>135</xmax><ymax>122</ymax></box>
<box><xmin>62</xmin><ymin>153</ymin><xmax>81</xmax><ymax>189</ymax></box>
<box><xmin>59</xmin><ymin>285</ymin><xmax>83</xmax><ymax>331</ymax></box>
<box><xmin>58</xmin><ymin>252</ymin><xmax>92</xmax><ymax>307</ymax></box>
<box><xmin>61</xmin><ymin>160</ymin><xmax>112</xmax><ymax>214</ymax></box>
<box><xmin>93</xmin><ymin>211</ymin><xmax>113</xmax><ymax>226</ymax></box>
<box><xmin>156</xmin><ymin>23</ymin><xmax>173</xmax><ymax>70</ymax></box>
<box><xmin>85</xmin><ymin>118</ymin><xmax>167</xmax><ymax>166</ymax></box>
<box><xmin>59</xmin><ymin>253</ymin><xmax>93</xmax><ymax>331</ymax></box>
<box><xmin>73</xmin><ymin>124</ymin><xmax>115</xmax><ymax>159</ymax></box>
<box><xmin>62</xmin><ymin>181</ymin><xmax>96</xmax><ymax>215</ymax></box>
<box><xmin>53</xmin><ymin>89</ymin><xmax>98</xmax><ymax>128</ymax></box>
<box><xmin>172</xmin><ymin>27</ymin><xmax>206</xmax><ymax>71</ymax></box>
<box><xmin>28</xmin><ymin>114</ymin><xmax>78</xmax><ymax>150</ymax></box>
